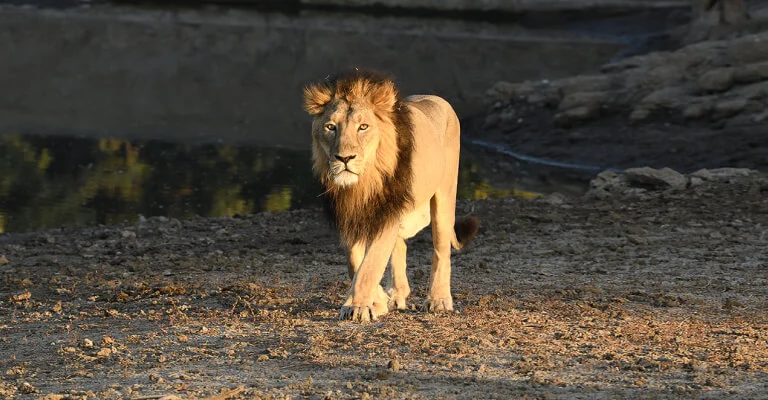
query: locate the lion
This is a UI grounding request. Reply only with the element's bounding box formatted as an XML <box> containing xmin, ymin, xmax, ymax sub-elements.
<box><xmin>303</xmin><ymin>69</ymin><xmax>479</xmax><ymax>322</ymax></box>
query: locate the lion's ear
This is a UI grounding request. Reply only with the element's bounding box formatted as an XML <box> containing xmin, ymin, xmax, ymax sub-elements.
<box><xmin>368</xmin><ymin>80</ymin><xmax>398</xmax><ymax>113</ymax></box>
<box><xmin>303</xmin><ymin>83</ymin><xmax>332</xmax><ymax>116</ymax></box>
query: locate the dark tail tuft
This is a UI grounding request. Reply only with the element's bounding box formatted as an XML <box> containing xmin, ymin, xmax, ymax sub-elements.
<box><xmin>453</xmin><ymin>216</ymin><xmax>480</xmax><ymax>250</ymax></box>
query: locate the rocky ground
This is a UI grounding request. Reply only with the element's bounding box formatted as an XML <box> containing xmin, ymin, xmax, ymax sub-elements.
<box><xmin>1</xmin><ymin>167</ymin><xmax>767</xmax><ymax>399</ymax></box>
<box><xmin>472</xmin><ymin>27</ymin><xmax>768</xmax><ymax>173</ymax></box>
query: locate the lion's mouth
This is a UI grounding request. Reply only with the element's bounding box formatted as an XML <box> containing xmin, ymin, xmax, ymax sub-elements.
<box><xmin>337</xmin><ymin>169</ymin><xmax>358</xmax><ymax>176</ymax></box>
<box><xmin>331</xmin><ymin>163</ymin><xmax>360</xmax><ymax>176</ymax></box>
<box><xmin>332</xmin><ymin>168</ymin><xmax>360</xmax><ymax>186</ymax></box>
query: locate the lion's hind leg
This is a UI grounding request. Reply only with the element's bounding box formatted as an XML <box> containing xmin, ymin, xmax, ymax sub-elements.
<box><xmin>387</xmin><ymin>237</ymin><xmax>411</xmax><ymax>310</ymax></box>
<box><xmin>425</xmin><ymin>191</ymin><xmax>456</xmax><ymax>313</ymax></box>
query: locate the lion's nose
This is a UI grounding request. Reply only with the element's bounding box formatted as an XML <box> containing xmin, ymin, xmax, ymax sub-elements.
<box><xmin>335</xmin><ymin>154</ymin><xmax>356</xmax><ymax>164</ymax></box>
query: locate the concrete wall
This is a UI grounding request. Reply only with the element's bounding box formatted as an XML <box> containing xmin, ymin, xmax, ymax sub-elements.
<box><xmin>0</xmin><ymin>5</ymin><xmax>623</xmax><ymax>148</ymax></box>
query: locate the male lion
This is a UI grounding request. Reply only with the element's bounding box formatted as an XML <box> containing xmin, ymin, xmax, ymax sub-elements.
<box><xmin>303</xmin><ymin>69</ymin><xmax>478</xmax><ymax>322</ymax></box>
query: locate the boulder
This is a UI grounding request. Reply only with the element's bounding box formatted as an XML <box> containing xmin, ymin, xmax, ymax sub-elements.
<box><xmin>625</xmin><ymin>167</ymin><xmax>688</xmax><ymax>190</ymax></box>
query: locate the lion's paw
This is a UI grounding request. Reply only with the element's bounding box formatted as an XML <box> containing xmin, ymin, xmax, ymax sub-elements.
<box><xmin>387</xmin><ymin>287</ymin><xmax>410</xmax><ymax>310</ymax></box>
<box><xmin>339</xmin><ymin>303</ymin><xmax>388</xmax><ymax>322</ymax></box>
<box><xmin>424</xmin><ymin>297</ymin><xmax>454</xmax><ymax>313</ymax></box>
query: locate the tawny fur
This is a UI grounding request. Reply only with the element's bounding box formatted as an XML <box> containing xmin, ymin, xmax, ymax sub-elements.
<box><xmin>303</xmin><ymin>69</ymin><xmax>479</xmax><ymax>321</ymax></box>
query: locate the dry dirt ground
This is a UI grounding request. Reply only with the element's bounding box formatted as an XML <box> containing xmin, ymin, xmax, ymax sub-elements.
<box><xmin>1</xmin><ymin>169</ymin><xmax>767</xmax><ymax>399</ymax></box>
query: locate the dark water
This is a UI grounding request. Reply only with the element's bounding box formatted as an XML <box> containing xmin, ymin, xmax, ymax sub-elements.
<box><xmin>0</xmin><ymin>5</ymin><xmax>682</xmax><ymax>233</ymax></box>
<box><xmin>1</xmin><ymin>133</ymin><xmax>566</xmax><ymax>233</ymax></box>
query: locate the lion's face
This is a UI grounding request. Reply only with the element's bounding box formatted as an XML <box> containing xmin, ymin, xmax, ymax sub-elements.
<box><xmin>303</xmin><ymin>73</ymin><xmax>400</xmax><ymax>193</ymax></box>
<box><xmin>311</xmin><ymin>100</ymin><xmax>385</xmax><ymax>187</ymax></box>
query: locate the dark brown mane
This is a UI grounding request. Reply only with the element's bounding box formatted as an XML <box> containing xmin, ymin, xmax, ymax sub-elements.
<box><xmin>320</xmin><ymin>70</ymin><xmax>415</xmax><ymax>246</ymax></box>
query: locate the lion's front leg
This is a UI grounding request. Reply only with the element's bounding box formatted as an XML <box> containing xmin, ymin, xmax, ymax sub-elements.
<box><xmin>347</xmin><ymin>241</ymin><xmax>365</xmax><ymax>280</ymax></box>
<box><xmin>386</xmin><ymin>237</ymin><xmax>410</xmax><ymax>310</ymax></box>
<box><xmin>339</xmin><ymin>225</ymin><xmax>398</xmax><ymax>322</ymax></box>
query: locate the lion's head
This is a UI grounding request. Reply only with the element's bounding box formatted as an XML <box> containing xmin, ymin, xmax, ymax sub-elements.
<box><xmin>303</xmin><ymin>70</ymin><xmax>414</xmax><ymax>245</ymax></box>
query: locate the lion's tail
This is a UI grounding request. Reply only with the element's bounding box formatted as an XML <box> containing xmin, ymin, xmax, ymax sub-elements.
<box><xmin>451</xmin><ymin>216</ymin><xmax>480</xmax><ymax>251</ymax></box>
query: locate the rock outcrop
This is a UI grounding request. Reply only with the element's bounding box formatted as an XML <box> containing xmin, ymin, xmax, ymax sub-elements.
<box><xmin>587</xmin><ymin>167</ymin><xmax>764</xmax><ymax>198</ymax></box>
<box><xmin>485</xmin><ymin>31</ymin><xmax>768</xmax><ymax>129</ymax></box>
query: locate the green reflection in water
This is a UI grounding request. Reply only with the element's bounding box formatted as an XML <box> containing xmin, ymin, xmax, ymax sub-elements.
<box><xmin>0</xmin><ymin>133</ymin><xmax>322</xmax><ymax>233</ymax></box>
<box><xmin>0</xmin><ymin>133</ymin><xmax>532</xmax><ymax>233</ymax></box>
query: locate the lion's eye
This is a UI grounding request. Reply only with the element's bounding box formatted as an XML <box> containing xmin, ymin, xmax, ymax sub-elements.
<box><xmin>325</xmin><ymin>123</ymin><xmax>336</xmax><ymax>132</ymax></box>
<box><xmin>359</xmin><ymin>124</ymin><xmax>369</xmax><ymax>131</ymax></box>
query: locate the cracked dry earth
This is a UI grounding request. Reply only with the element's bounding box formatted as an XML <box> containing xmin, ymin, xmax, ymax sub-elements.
<box><xmin>1</xmin><ymin>173</ymin><xmax>767</xmax><ymax>399</ymax></box>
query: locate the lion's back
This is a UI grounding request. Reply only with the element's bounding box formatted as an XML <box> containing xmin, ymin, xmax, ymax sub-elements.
<box><xmin>404</xmin><ymin>95</ymin><xmax>460</xmax><ymax>146</ymax></box>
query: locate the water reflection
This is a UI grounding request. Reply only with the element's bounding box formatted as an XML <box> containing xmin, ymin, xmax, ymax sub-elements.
<box><xmin>0</xmin><ymin>133</ymin><xmax>320</xmax><ymax>233</ymax></box>
<box><xmin>1</xmin><ymin>133</ymin><xmax>555</xmax><ymax>233</ymax></box>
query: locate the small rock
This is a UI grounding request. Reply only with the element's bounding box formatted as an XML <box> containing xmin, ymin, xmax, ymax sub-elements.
<box><xmin>689</xmin><ymin>176</ymin><xmax>705</xmax><ymax>187</ymax></box>
<box><xmin>0</xmin><ymin>255</ymin><xmax>8</xmax><ymax>265</ymax></box>
<box><xmin>705</xmin><ymin>376</ymin><xmax>726</xmax><ymax>388</ymax></box>
<box><xmin>587</xmin><ymin>170</ymin><xmax>626</xmax><ymax>198</ymax></box>
<box><xmin>484</xmin><ymin>81</ymin><xmax>520</xmax><ymax>103</ymax></box>
<box><xmin>752</xmin><ymin>110</ymin><xmax>768</xmax><ymax>123</ymax></box>
<box><xmin>52</xmin><ymin>301</ymin><xmax>63</xmax><ymax>313</ymax></box>
<box><xmin>387</xmin><ymin>359</ymin><xmax>402</xmax><ymax>372</ymax></box>
<box><xmin>713</xmin><ymin>98</ymin><xmax>747</xmax><ymax>118</ymax></box>
<box><xmin>538</xmin><ymin>193</ymin><xmax>567</xmax><ymax>205</ymax></box>
<box><xmin>558</xmin><ymin>75</ymin><xmax>612</xmax><ymax>97</ymax></box>
<box><xmin>101</xmin><ymin>336</ymin><xmax>115</xmax><ymax>346</ymax></box>
<box><xmin>627</xmin><ymin>235</ymin><xmax>648</xmax><ymax>245</ymax></box>
<box><xmin>554</xmin><ymin>106</ymin><xmax>600</xmax><ymax>126</ymax></box>
<box><xmin>690</xmin><ymin>169</ymin><xmax>714</xmax><ymax>180</ymax></box>
<box><xmin>707</xmin><ymin>168</ymin><xmax>755</xmax><ymax>180</ymax></box>
<box><xmin>734</xmin><ymin>61</ymin><xmax>768</xmax><ymax>83</ymax></box>
<box><xmin>82</xmin><ymin>338</ymin><xmax>94</xmax><ymax>348</ymax></box>
<box><xmin>97</xmin><ymin>348</ymin><xmax>112</xmax><ymax>358</ymax></box>
<box><xmin>682</xmin><ymin>103</ymin><xmax>708</xmax><ymax>120</ymax></box>
<box><xmin>629</xmin><ymin>108</ymin><xmax>651</xmax><ymax>122</ymax></box>
<box><xmin>640</xmin><ymin>87</ymin><xmax>688</xmax><ymax>109</ymax></box>
<box><xmin>10</xmin><ymin>291</ymin><xmax>31</xmax><ymax>303</ymax></box>
<box><xmin>698</xmin><ymin>68</ymin><xmax>734</xmax><ymax>92</ymax></box>
<box><xmin>625</xmin><ymin>167</ymin><xmax>687</xmax><ymax>190</ymax></box>
<box><xmin>121</xmin><ymin>230</ymin><xmax>136</xmax><ymax>239</ymax></box>
<box><xmin>558</xmin><ymin>91</ymin><xmax>607</xmax><ymax>111</ymax></box>
<box><xmin>19</xmin><ymin>382</ymin><xmax>37</xmax><ymax>394</ymax></box>
<box><xmin>257</xmin><ymin>355</ymin><xmax>270</xmax><ymax>361</ymax></box>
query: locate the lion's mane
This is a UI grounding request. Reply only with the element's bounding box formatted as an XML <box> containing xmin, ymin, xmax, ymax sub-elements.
<box><xmin>304</xmin><ymin>70</ymin><xmax>415</xmax><ymax>246</ymax></box>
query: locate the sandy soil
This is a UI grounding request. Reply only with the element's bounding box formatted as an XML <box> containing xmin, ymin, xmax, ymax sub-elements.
<box><xmin>1</xmin><ymin>168</ymin><xmax>766</xmax><ymax>399</ymax></box>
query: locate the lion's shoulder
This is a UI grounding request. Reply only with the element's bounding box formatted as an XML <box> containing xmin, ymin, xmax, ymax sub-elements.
<box><xmin>404</xmin><ymin>95</ymin><xmax>454</xmax><ymax>117</ymax></box>
<box><xmin>404</xmin><ymin>95</ymin><xmax>459</xmax><ymax>144</ymax></box>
